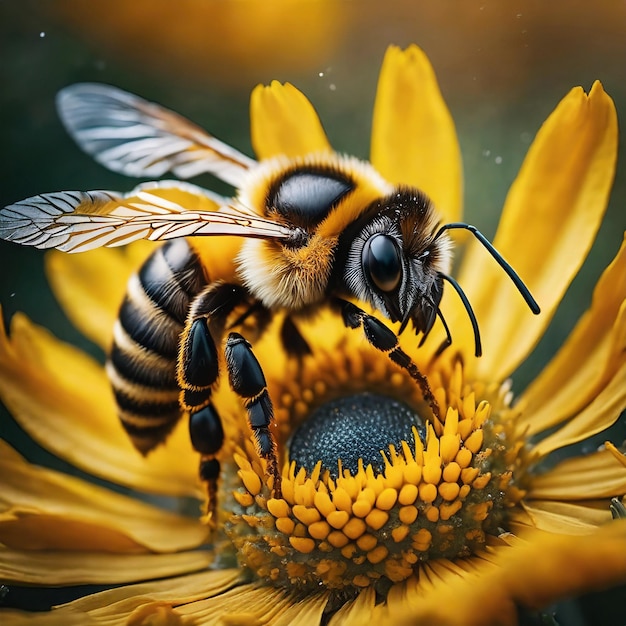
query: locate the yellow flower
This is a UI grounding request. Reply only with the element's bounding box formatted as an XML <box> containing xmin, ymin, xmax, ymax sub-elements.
<box><xmin>1</xmin><ymin>45</ymin><xmax>626</xmax><ymax>626</ymax></box>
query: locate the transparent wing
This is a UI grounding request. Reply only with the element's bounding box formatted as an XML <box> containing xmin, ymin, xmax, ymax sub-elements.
<box><xmin>57</xmin><ymin>83</ymin><xmax>256</xmax><ymax>186</ymax></box>
<box><xmin>0</xmin><ymin>180</ymin><xmax>293</xmax><ymax>253</ymax></box>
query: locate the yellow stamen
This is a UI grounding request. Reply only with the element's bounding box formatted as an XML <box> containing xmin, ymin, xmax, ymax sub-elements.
<box><xmin>289</xmin><ymin>536</ymin><xmax>315</xmax><ymax>554</ymax></box>
<box><xmin>365</xmin><ymin>509</ymin><xmax>389</xmax><ymax>530</ymax></box>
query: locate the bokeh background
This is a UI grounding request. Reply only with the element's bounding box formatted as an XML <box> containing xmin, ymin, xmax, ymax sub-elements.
<box><xmin>1</xmin><ymin>1</ymin><xmax>625</xmax><ymax>623</ymax></box>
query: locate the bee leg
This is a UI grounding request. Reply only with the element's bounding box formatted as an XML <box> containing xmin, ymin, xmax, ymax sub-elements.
<box><xmin>225</xmin><ymin>332</ymin><xmax>281</xmax><ymax>498</ymax></box>
<box><xmin>338</xmin><ymin>299</ymin><xmax>441</xmax><ymax>420</ymax></box>
<box><xmin>178</xmin><ymin>314</ymin><xmax>222</xmax><ymax>524</ymax></box>
<box><xmin>280</xmin><ymin>316</ymin><xmax>312</xmax><ymax>358</ymax></box>
<box><xmin>189</xmin><ymin>402</ymin><xmax>224</xmax><ymax>526</ymax></box>
<box><xmin>178</xmin><ymin>284</ymin><xmax>247</xmax><ymax>524</ymax></box>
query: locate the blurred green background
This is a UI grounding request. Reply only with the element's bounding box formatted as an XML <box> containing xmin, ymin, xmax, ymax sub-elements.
<box><xmin>1</xmin><ymin>1</ymin><xmax>625</xmax><ymax>622</ymax></box>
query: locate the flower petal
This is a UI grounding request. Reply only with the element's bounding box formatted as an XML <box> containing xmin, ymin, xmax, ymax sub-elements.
<box><xmin>270</xmin><ymin>592</ymin><xmax>330</xmax><ymax>626</ymax></box>
<box><xmin>515</xmin><ymin>500</ymin><xmax>611</xmax><ymax>534</ymax></box>
<box><xmin>0</xmin><ymin>312</ymin><xmax>200</xmax><ymax>497</ymax></box>
<box><xmin>0</xmin><ymin>441</ymin><xmax>208</xmax><ymax>553</ymax></box>
<box><xmin>327</xmin><ymin>588</ymin><xmax>376</xmax><ymax>625</ymax></box>
<box><xmin>180</xmin><ymin>585</ymin><xmax>295</xmax><ymax>625</ymax></box>
<box><xmin>370</xmin><ymin>45</ymin><xmax>462</xmax><ymax>223</ymax></box>
<box><xmin>530</xmin><ymin>361</ymin><xmax>626</xmax><ymax>460</ymax></box>
<box><xmin>517</xmin><ymin>235</ymin><xmax>626</xmax><ymax>436</ymax></box>
<box><xmin>528</xmin><ymin>448</ymin><xmax>626</xmax><ymax>501</ymax></box>
<box><xmin>0</xmin><ymin>545</ymin><xmax>214</xmax><ymax>585</ymax></box>
<box><xmin>381</xmin><ymin>521</ymin><xmax>626</xmax><ymax>626</ymax></box>
<box><xmin>250</xmin><ymin>81</ymin><xmax>331</xmax><ymax>159</ymax></box>
<box><xmin>448</xmin><ymin>81</ymin><xmax>618</xmax><ymax>380</ymax></box>
<box><xmin>47</xmin><ymin>571</ymin><xmax>298</xmax><ymax>626</ymax></box>
<box><xmin>45</xmin><ymin>242</ymin><xmax>153</xmax><ymax>350</ymax></box>
<box><xmin>59</xmin><ymin>568</ymin><xmax>242</xmax><ymax>612</ymax></box>
<box><xmin>0</xmin><ymin>609</ymin><xmax>86</xmax><ymax>625</ymax></box>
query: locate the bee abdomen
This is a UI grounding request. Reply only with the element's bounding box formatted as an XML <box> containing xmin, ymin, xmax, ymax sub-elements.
<box><xmin>108</xmin><ymin>239</ymin><xmax>208</xmax><ymax>453</ymax></box>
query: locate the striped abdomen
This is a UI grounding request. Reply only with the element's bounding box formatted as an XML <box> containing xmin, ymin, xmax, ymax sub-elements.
<box><xmin>106</xmin><ymin>238</ymin><xmax>207</xmax><ymax>454</ymax></box>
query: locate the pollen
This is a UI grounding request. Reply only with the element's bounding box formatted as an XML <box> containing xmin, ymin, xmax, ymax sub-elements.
<box><xmin>327</xmin><ymin>510</ymin><xmax>350</xmax><ymax>529</ymax></box>
<box><xmin>398</xmin><ymin>483</ymin><xmax>418</xmax><ymax>505</ymax></box>
<box><xmin>289</xmin><ymin>536</ymin><xmax>316</xmax><ymax>554</ymax></box>
<box><xmin>266</xmin><ymin>498</ymin><xmax>290</xmax><ymax>518</ymax></box>
<box><xmin>365</xmin><ymin>509</ymin><xmax>389</xmax><ymax>530</ymax></box>
<box><xmin>239</xmin><ymin>469</ymin><xmax>262</xmax><ymax>496</ymax></box>
<box><xmin>375</xmin><ymin>488</ymin><xmax>398</xmax><ymax>511</ymax></box>
<box><xmin>292</xmin><ymin>504</ymin><xmax>321</xmax><ymax>525</ymax></box>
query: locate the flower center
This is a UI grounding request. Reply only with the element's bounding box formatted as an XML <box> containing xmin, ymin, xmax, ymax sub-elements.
<box><xmin>225</xmin><ymin>380</ymin><xmax>520</xmax><ymax>595</ymax></box>
<box><xmin>289</xmin><ymin>393</ymin><xmax>425</xmax><ymax>479</ymax></box>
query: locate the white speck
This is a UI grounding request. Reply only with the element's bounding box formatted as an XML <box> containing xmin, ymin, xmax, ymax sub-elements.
<box><xmin>318</xmin><ymin>72</ymin><xmax>324</xmax><ymax>77</ymax></box>
<box><xmin>482</xmin><ymin>149</ymin><xmax>491</xmax><ymax>157</ymax></box>
<box><xmin>495</xmin><ymin>155</ymin><xmax>503</xmax><ymax>164</ymax></box>
<box><xmin>10</xmin><ymin>292</ymin><xmax>15</xmax><ymax>298</ymax></box>
<box><xmin>516</xmin><ymin>13</ymin><xmax>522</xmax><ymax>18</ymax></box>
<box><xmin>39</xmin><ymin>31</ymin><xmax>46</xmax><ymax>38</ymax></box>
<box><xmin>329</xmin><ymin>83</ymin><xmax>336</xmax><ymax>91</ymax></box>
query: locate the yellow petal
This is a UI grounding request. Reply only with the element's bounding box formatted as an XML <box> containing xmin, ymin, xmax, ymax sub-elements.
<box><xmin>0</xmin><ymin>312</ymin><xmax>199</xmax><ymax>497</ymax></box>
<box><xmin>0</xmin><ymin>511</ymin><xmax>148</xmax><ymax>553</ymax></box>
<box><xmin>327</xmin><ymin>588</ymin><xmax>375</xmax><ymax>625</ymax></box>
<box><xmin>45</xmin><ymin>241</ymin><xmax>153</xmax><ymax>350</ymax></box>
<box><xmin>517</xmin><ymin>235</ymin><xmax>626</xmax><ymax>436</ymax></box>
<box><xmin>270</xmin><ymin>591</ymin><xmax>330</xmax><ymax>626</ymax></box>
<box><xmin>448</xmin><ymin>81</ymin><xmax>618</xmax><ymax>380</ymax></box>
<box><xmin>60</xmin><ymin>568</ymin><xmax>242</xmax><ymax>611</ymax></box>
<box><xmin>530</xmin><ymin>361</ymin><xmax>626</xmax><ymax>460</ymax></box>
<box><xmin>54</xmin><ymin>572</ymin><xmax>287</xmax><ymax>626</ymax></box>
<box><xmin>250</xmin><ymin>81</ymin><xmax>331</xmax><ymax>159</ymax></box>
<box><xmin>182</xmin><ymin>585</ymin><xmax>296</xmax><ymax>625</ymax></box>
<box><xmin>528</xmin><ymin>448</ymin><xmax>626</xmax><ymax>501</ymax></box>
<box><xmin>0</xmin><ymin>609</ymin><xmax>86</xmax><ymax>626</ymax></box>
<box><xmin>504</xmin><ymin>522</ymin><xmax>626</xmax><ymax>610</ymax></box>
<box><xmin>0</xmin><ymin>545</ymin><xmax>214</xmax><ymax>585</ymax></box>
<box><xmin>515</xmin><ymin>500</ymin><xmax>611</xmax><ymax>534</ymax></box>
<box><xmin>0</xmin><ymin>441</ymin><xmax>208</xmax><ymax>553</ymax></box>
<box><xmin>381</xmin><ymin>521</ymin><xmax>626</xmax><ymax>626</ymax></box>
<box><xmin>370</xmin><ymin>44</ymin><xmax>462</xmax><ymax>224</ymax></box>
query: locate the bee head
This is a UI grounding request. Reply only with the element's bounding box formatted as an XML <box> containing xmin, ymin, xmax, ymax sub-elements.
<box><xmin>337</xmin><ymin>188</ymin><xmax>452</xmax><ymax>336</ymax></box>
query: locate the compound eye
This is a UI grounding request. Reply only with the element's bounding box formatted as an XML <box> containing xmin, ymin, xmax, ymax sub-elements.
<box><xmin>362</xmin><ymin>234</ymin><xmax>402</xmax><ymax>292</ymax></box>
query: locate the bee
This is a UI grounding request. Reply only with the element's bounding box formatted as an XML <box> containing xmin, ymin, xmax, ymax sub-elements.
<box><xmin>0</xmin><ymin>84</ymin><xmax>540</xmax><ymax>515</ymax></box>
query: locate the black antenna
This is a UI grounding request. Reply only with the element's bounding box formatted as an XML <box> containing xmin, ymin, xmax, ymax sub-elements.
<box><xmin>434</xmin><ymin>308</ymin><xmax>453</xmax><ymax>356</ymax></box>
<box><xmin>434</xmin><ymin>222</ymin><xmax>541</xmax><ymax>315</ymax></box>
<box><xmin>418</xmin><ymin>303</ymin><xmax>454</xmax><ymax>354</ymax></box>
<box><xmin>439</xmin><ymin>273</ymin><xmax>482</xmax><ymax>357</ymax></box>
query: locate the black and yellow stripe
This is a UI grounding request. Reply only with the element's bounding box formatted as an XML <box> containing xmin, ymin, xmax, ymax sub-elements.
<box><xmin>106</xmin><ymin>238</ymin><xmax>207</xmax><ymax>454</ymax></box>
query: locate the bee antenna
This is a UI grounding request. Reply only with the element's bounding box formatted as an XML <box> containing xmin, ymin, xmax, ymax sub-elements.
<box><xmin>417</xmin><ymin>303</ymin><xmax>454</xmax><ymax>357</ymax></box>
<box><xmin>438</xmin><ymin>272</ymin><xmax>482</xmax><ymax>357</ymax></box>
<box><xmin>434</xmin><ymin>308</ymin><xmax>453</xmax><ymax>356</ymax></box>
<box><xmin>434</xmin><ymin>223</ymin><xmax>541</xmax><ymax>315</ymax></box>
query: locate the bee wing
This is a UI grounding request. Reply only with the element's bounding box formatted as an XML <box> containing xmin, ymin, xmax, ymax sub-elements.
<box><xmin>0</xmin><ymin>180</ymin><xmax>293</xmax><ymax>253</ymax></box>
<box><xmin>57</xmin><ymin>83</ymin><xmax>255</xmax><ymax>186</ymax></box>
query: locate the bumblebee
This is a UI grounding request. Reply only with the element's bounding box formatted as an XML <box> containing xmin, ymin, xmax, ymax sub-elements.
<box><xmin>0</xmin><ymin>84</ymin><xmax>539</xmax><ymax>515</ymax></box>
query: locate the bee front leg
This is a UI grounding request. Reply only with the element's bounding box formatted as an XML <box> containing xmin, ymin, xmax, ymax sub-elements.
<box><xmin>225</xmin><ymin>332</ymin><xmax>281</xmax><ymax>498</ymax></box>
<box><xmin>337</xmin><ymin>299</ymin><xmax>441</xmax><ymax>420</ymax></box>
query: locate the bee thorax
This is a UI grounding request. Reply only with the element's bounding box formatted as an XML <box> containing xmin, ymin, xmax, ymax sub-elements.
<box><xmin>237</xmin><ymin>236</ymin><xmax>335</xmax><ymax>310</ymax></box>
